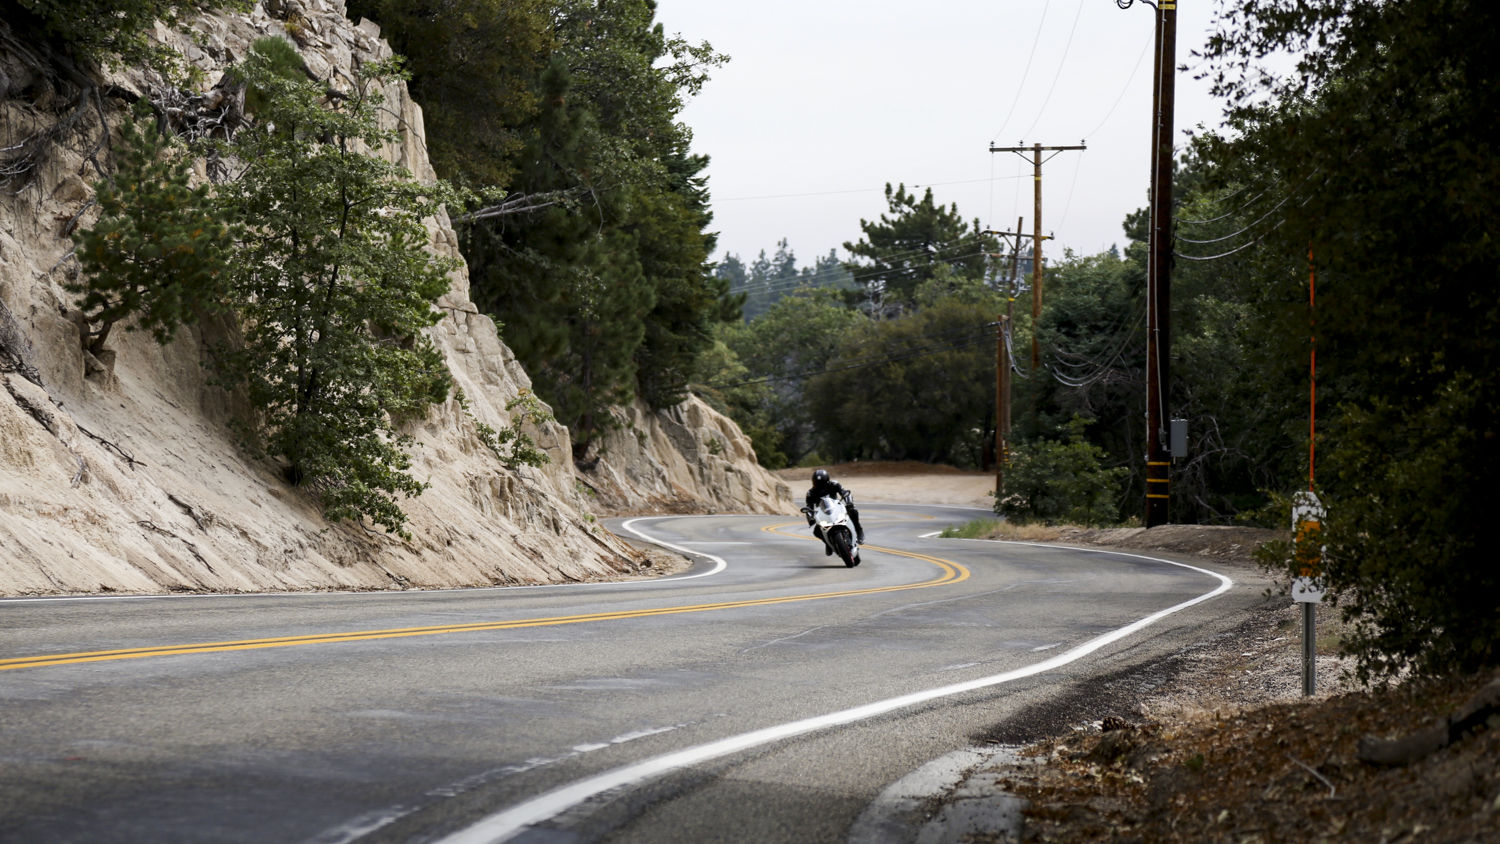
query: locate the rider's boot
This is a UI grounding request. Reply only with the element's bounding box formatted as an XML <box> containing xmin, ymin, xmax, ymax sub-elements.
<box><xmin>857</xmin><ymin>528</ymin><xmax>866</xmax><ymax>544</ymax></box>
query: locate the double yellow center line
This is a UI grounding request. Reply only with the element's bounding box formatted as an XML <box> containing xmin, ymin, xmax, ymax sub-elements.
<box><xmin>0</xmin><ymin>522</ymin><xmax>969</xmax><ymax>673</ymax></box>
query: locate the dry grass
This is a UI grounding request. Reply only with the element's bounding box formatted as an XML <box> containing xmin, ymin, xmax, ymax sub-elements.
<box><xmin>939</xmin><ymin>517</ymin><xmax>1083</xmax><ymax>542</ymax></box>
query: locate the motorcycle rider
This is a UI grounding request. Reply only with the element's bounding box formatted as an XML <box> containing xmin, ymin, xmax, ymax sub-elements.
<box><xmin>805</xmin><ymin>468</ymin><xmax>865</xmax><ymax>553</ymax></box>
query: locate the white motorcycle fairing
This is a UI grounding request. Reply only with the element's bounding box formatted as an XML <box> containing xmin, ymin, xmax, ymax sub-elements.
<box><xmin>808</xmin><ymin>494</ymin><xmax>861</xmax><ymax>567</ymax></box>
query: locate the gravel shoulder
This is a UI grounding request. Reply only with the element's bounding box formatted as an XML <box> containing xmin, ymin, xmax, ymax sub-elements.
<box><xmin>912</xmin><ymin>539</ymin><xmax>1499</xmax><ymax>844</ymax></box>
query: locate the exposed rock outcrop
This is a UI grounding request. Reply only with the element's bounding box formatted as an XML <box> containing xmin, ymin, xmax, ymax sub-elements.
<box><xmin>580</xmin><ymin>396</ymin><xmax>795</xmax><ymax>516</ymax></box>
<box><xmin>0</xmin><ymin>0</ymin><xmax>782</xmax><ymax>596</ymax></box>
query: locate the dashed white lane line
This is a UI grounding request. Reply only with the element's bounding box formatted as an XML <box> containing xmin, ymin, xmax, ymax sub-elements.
<box><xmin>430</xmin><ymin>532</ymin><xmax>1235</xmax><ymax>844</ymax></box>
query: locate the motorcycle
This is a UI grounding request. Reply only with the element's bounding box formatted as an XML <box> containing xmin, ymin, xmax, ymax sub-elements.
<box><xmin>801</xmin><ymin>494</ymin><xmax>862</xmax><ymax>568</ymax></box>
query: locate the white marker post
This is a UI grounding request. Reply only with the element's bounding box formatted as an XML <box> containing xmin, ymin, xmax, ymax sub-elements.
<box><xmin>1291</xmin><ymin>491</ymin><xmax>1326</xmax><ymax>696</ymax></box>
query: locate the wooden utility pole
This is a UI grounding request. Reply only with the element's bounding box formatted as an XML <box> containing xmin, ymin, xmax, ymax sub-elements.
<box><xmin>989</xmin><ymin>143</ymin><xmax>1086</xmax><ymax>370</ymax></box>
<box><xmin>984</xmin><ymin>220</ymin><xmax>1053</xmax><ymax>499</ymax></box>
<box><xmin>996</xmin><ymin>311</ymin><xmax>1008</xmax><ymax>498</ymax></box>
<box><xmin>1143</xmin><ymin>0</ymin><xmax>1177</xmax><ymax>527</ymax></box>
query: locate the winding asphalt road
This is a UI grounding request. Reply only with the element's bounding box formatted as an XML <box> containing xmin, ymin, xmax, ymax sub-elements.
<box><xmin>0</xmin><ymin>505</ymin><xmax>1255</xmax><ymax>843</ymax></box>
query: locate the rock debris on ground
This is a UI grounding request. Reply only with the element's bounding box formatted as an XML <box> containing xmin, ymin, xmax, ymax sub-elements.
<box><xmin>951</xmin><ymin>592</ymin><xmax>1499</xmax><ymax>844</ymax></box>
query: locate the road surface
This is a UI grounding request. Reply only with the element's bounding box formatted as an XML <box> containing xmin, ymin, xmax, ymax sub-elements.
<box><xmin>0</xmin><ymin>505</ymin><xmax>1252</xmax><ymax>843</ymax></box>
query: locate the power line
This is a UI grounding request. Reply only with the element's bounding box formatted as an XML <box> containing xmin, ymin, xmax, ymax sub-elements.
<box><xmin>1019</xmin><ymin>0</ymin><xmax>1087</xmax><ymax>141</ymax></box>
<box><xmin>1174</xmin><ymin>191</ymin><xmax>1297</xmax><ymax>244</ymax></box>
<box><xmin>1174</xmin><ymin>219</ymin><xmax>1286</xmax><ymax>261</ymax></box>
<box><xmin>731</xmin><ymin>238</ymin><xmax>994</xmax><ymax>297</ymax></box>
<box><xmin>734</xmin><ymin>322</ymin><xmax>999</xmax><ymax>382</ymax></box>
<box><xmin>728</xmin><ymin>231</ymin><xmax>985</xmax><ymax>285</ymax></box>
<box><xmin>1175</xmin><ymin>180</ymin><xmax>1281</xmax><ymax>225</ymax></box>
<box><xmin>990</xmin><ymin>0</ymin><xmax>1052</xmax><ymax>143</ymax></box>
<box><xmin>800</xmin><ymin>326</ymin><xmax>998</xmax><ymax>372</ymax></box>
<box><xmin>1080</xmin><ymin>38</ymin><xmax>1151</xmax><ymax>140</ymax></box>
<box><xmin>739</xmin><ymin>248</ymin><xmax>995</xmax><ymax>301</ymax></box>
<box><xmin>715</xmin><ymin>174</ymin><xmax>1028</xmax><ymax>203</ymax></box>
<box><xmin>710</xmin><ymin>327</ymin><xmax>999</xmax><ymax>389</ymax></box>
<box><xmin>1056</xmin><ymin>148</ymin><xmax>1085</xmax><ymax>232</ymax></box>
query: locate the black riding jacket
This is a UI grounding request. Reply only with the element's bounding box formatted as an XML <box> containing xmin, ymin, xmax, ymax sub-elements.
<box><xmin>806</xmin><ymin>478</ymin><xmax>853</xmax><ymax>511</ymax></box>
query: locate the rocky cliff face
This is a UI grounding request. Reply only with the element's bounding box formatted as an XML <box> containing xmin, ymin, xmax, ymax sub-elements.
<box><xmin>581</xmin><ymin>397</ymin><xmax>795</xmax><ymax>516</ymax></box>
<box><xmin>0</xmin><ymin>0</ymin><xmax>787</xmax><ymax>596</ymax></box>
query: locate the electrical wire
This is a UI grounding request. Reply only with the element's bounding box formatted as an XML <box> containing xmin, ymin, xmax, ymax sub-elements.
<box><xmin>1019</xmin><ymin>0</ymin><xmax>1086</xmax><ymax>141</ymax></box>
<box><xmin>1046</xmin><ymin>313</ymin><xmax>1144</xmax><ymax>387</ymax></box>
<box><xmin>736</xmin><ymin>242</ymin><xmax>996</xmax><ymax>298</ymax></box>
<box><xmin>1174</xmin><ymin>191</ymin><xmax>1296</xmax><ymax>244</ymax></box>
<box><xmin>1003</xmin><ymin>323</ymin><xmax>1033</xmax><ymax>380</ymax></box>
<box><xmin>737</xmin><ymin>322</ymin><xmax>1000</xmax><ymax>377</ymax></box>
<box><xmin>712</xmin><ymin>328</ymin><xmax>1000</xmax><ymax>390</ymax></box>
<box><xmin>990</xmin><ymin>0</ymin><xmax>1051</xmax><ymax>143</ymax></box>
<box><xmin>1175</xmin><ymin>180</ymin><xmax>1281</xmax><ymax>225</ymax></box>
<box><xmin>716</xmin><ymin>174</ymin><xmax>1028</xmax><ymax>203</ymax></box>
<box><xmin>740</xmin><ymin>250</ymin><xmax>983</xmax><ymax>299</ymax></box>
<box><xmin>729</xmin><ymin>231</ymin><xmax>986</xmax><ymax>291</ymax></box>
<box><xmin>1174</xmin><ymin>218</ymin><xmax>1286</xmax><ymax>261</ymax></box>
<box><xmin>1080</xmin><ymin>37</ymin><xmax>1150</xmax><ymax>141</ymax></box>
<box><xmin>1055</xmin><ymin>148</ymin><xmax>1085</xmax><ymax>232</ymax></box>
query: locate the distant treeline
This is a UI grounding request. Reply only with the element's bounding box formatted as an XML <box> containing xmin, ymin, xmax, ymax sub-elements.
<box><xmin>700</xmin><ymin>0</ymin><xmax>1500</xmax><ymax>683</ymax></box>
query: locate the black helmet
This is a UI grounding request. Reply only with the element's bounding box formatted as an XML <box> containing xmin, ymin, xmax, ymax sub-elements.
<box><xmin>812</xmin><ymin>469</ymin><xmax>829</xmax><ymax>485</ymax></box>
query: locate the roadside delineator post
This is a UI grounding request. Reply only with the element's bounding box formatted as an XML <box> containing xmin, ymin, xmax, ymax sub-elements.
<box><xmin>1291</xmin><ymin>491</ymin><xmax>1325</xmax><ymax>696</ymax></box>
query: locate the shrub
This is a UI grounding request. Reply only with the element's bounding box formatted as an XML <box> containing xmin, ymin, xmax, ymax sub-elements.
<box><xmin>996</xmin><ymin>417</ymin><xmax>1128</xmax><ymax>526</ymax></box>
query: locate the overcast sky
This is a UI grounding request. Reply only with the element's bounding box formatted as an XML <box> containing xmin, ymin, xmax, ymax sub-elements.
<box><xmin>655</xmin><ymin>0</ymin><xmax>1234</xmax><ymax>269</ymax></box>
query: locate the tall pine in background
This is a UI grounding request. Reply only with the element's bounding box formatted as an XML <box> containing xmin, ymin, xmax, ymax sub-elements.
<box><xmin>354</xmin><ymin>0</ymin><xmax>731</xmax><ymax>462</ymax></box>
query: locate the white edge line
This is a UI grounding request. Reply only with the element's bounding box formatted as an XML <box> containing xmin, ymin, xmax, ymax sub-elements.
<box><xmin>616</xmin><ymin>517</ymin><xmax>728</xmax><ymax>582</ymax></box>
<box><xmin>917</xmin><ymin>531</ymin><xmax>943</xmax><ymax>539</ymax></box>
<box><xmin>0</xmin><ymin>516</ymin><xmax>738</xmax><ymax>605</ymax></box>
<box><xmin>871</xmin><ymin>503</ymin><xmax>997</xmax><ymax>512</ymax></box>
<box><xmin>431</xmin><ymin>539</ymin><xmax>1234</xmax><ymax>844</ymax></box>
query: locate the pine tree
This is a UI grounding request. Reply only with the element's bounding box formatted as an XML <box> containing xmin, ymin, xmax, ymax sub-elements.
<box><xmin>71</xmin><ymin>104</ymin><xmax>237</xmax><ymax>351</ymax></box>
<box><xmin>843</xmin><ymin>184</ymin><xmax>995</xmax><ymax>310</ymax></box>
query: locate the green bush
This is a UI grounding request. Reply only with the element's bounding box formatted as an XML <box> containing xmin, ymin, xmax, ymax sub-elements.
<box><xmin>996</xmin><ymin>417</ymin><xmax>1128</xmax><ymax>526</ymax></box>
<box><xmin>461</xmin><ymin>388</ymin><xmax>554</xmax><ymax>472</ymax></box>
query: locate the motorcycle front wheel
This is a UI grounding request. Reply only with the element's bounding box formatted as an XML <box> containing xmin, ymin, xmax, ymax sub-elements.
<box><xmin>830</xmin><ymin>529</ymin><xmax>856</xmax><ymax>567</ymax></box>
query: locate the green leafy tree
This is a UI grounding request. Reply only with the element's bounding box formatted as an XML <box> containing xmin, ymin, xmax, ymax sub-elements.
<box><xmin>70</xmin><ymin>104</ymin><xmax>237</xmax><ymax>351</ymax></box>
<box><xmin>996</xmin><ymin>416</ymin><xmax>1129</xmax><ymax>526</ymax></box>
<box><xmin>809</xmin><ymin>297</ymin><xmax>997</xmax><ymax>466</ymax></box>
<box><xmin>458</xmin><ymin>388</ymin><xmax>554</xmax><ymax>471</ymax></box>
<box><xmin>843</xmin><ymin>184</ymin><xmax>997</xmax><ymax>311</ymax></box>
<box><xmin>464</xmin><ymin>57</ymin><xmax>649</xmax><ymax>458</ymax></box>
<box><xmin>1199</xmin><ymin>0</ymin><xmax>1500</xmax><ymax>678</ymax></box>
<box><xmin>720</xmin><ymin>289</ymin><xmax>865</xmax><ymax>464</ymax></box>
<box><xmin>343</xmin><ymin>0</ymin><xmax>551</xmax><ymax>189</ymax></box>
<box><xmin>213</xmin><ymin>44</ymin><xmax>459</xmax><ymax>536</ymax></box>
<box><xmin>631</xmin><ymin>148</ymin><xmax>723</xmax><ymax>410</ymax></box>
<box><xmin>460</xmin><ymin>0</ymin><xmax>728</xmax><ymax>459</ymax></box>
<box><xmin>691</xmin><ymin>331</ymin><xmax>782</xmax><ymax>468</ymax></box>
